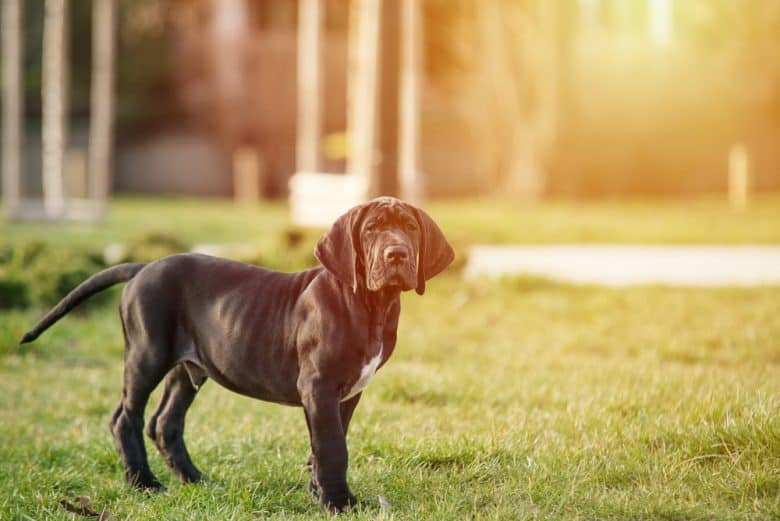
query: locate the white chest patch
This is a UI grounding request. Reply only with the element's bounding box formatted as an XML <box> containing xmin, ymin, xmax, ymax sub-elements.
<box><xmin>342</xmin><ymin>347</ymin><xmax>383</xmax><ymax>402</ymax></box>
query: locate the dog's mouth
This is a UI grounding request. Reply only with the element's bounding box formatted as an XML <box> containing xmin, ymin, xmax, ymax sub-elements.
<box><xmin>367</xmin><ymin>261</ymin><xmax>417</xmax><ymax>291</ymax></box>
<box><xmin>385</xmin><ymin>272</ymin><xmax>407</xmax><ymax>287</ymax></box>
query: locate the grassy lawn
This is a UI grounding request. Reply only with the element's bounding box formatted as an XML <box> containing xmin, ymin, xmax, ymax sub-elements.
<box><xmin>1</xmin><ymin>193</ymin><xmax>780</xmax><ymax>248</ymax></box>
<box><xmin>1</xmin><ymin>195</ymin><xmax>779</xmax><ymax>519</ymax></box>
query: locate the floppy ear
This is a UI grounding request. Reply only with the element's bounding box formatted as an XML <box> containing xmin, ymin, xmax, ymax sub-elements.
<box><xmin>412</xmin><ymin>206</ymin><xmax>455</xmax><ymax>295</ymax></box>
<box><xmin>314</xmin><ymin>203</ymin><xmax>369</xmax><ymax>292</ymax></box>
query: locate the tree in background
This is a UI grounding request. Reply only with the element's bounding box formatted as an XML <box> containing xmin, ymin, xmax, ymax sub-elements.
<box><xmin>423</xmin><ymin>0</ymin><xmax>571</xmax><ymax>199</ymax></box>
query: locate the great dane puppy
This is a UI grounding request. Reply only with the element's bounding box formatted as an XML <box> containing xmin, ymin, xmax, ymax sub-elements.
<box><xmin>21</xmin><ymin>196</ymin><xmax>454</xmax><ymax>512</ymax></box>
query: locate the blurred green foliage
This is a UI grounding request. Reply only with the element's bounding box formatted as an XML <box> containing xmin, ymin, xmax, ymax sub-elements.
<box><xmin>26</xmin><ymin>249</ymin><xmax>109</xmax><ymax>308</ymax></box>
<box><xmin>0</xmin><ymin>273</ymin><xmax>29</xmax><ymax>310</ymax></box>
<box><xmin>0</xmin><ymin>241</ymin><xmax>109</xmax><ymax>311</ymax></box>
<box><xmin>121</xmin><ymin>230</ymin><xmax>190</xmax><ymax>263</ymax></box>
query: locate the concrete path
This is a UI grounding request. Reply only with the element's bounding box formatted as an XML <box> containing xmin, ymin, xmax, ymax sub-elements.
<box><xmin>464</xmin><ymin>245</ymin><xmax>780</xmax><ymax>286</ymax></box>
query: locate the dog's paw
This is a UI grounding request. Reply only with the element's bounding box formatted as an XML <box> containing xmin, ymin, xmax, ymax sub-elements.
<box><xmin>320</xmin><ymin>490</ymin><xmax>357</xmax><ymax>514</ymax></box>
<box><xmin>128</xmin><ymin>471</ymin><xmax>166</xmax><ymax>493</ymax></box>
<box><xmin>175</xmin><ymin>468</ymin><xmax>203</xmax><ymax>484</ymax></box>
<box><xmin>134</xmin><ymin>479</ymin><xmax>167</xmax><ymax>494</ymax></box>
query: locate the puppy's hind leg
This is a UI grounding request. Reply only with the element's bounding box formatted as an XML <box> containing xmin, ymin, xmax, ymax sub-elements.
<box><xmin>146</xmin><ymin>363</ymin><xmax>205</xmax><ymax>483</ymax></box>
<box><xmin>110</xmin><ymin>310</ymin><xmax>173</xmax><ymax>491</ymax></box>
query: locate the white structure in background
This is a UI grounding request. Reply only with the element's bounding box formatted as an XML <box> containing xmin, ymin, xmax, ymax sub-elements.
<box><xmin>289</xmin><ymin>172</ymin><xmax>369</xmax><ymax>227</ymax></box>
<box><xmin>1</xmin><ymin>0</ymin><xmax>114</xmax><ymax>221</ymax></box>
<box><xmin>465</xmin><ymin>245</ymin><xmax>780</xmax><ymax>287</ymax></box>
<box><xmin>289</xmin><ymin>0</ymin><xmax>423</xmax><ymax>227</ymax></box>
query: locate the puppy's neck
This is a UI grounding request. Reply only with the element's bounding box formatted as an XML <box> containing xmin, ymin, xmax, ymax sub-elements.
<box><xmin>359</xmin><ymin>285</ymin><xmax>400</xmax><ymax>337</ymax></box>
<box><xmin>366</xmin><ymin>286</ymin><xmax>400</xmax><ymax>312</ymax></box>
<box><xmin>366</xmin><ymin>288</ymin><xmax>401</xmax><ymax>343</ymax></box>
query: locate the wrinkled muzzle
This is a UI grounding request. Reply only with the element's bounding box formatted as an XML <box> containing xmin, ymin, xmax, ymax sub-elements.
<box><xmin>365</xmin><ymin>241</ymin><xmax>418</xmax><ymax>292</ymax></box>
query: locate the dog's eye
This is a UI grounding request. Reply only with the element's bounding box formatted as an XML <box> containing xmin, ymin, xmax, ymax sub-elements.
<box><xmin>365</xmin><ymin>221</ymin><xmax>377</xmax><ymax>232</ymax></box>
<box><xmin>405</xmin><ymin>221</ymin><xmax>417</xmax><ymax>231</ymax></box>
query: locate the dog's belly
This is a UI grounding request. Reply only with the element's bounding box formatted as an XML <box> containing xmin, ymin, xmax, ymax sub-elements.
<box><xmin>342</xmin><ymin>348</ymin><xmax>382</xmax><ymax>402</ymax></box>
<box><xmin>180</xmin><ymin>334</ymin><xmax>303</xmax><ymax>405</ymax></box>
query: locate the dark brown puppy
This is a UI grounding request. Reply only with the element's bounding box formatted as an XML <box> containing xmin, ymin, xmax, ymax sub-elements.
<box><xmin>21</xmin><ymin>196</ymin><xmax>454</xmax><ymax>512</ymax></box>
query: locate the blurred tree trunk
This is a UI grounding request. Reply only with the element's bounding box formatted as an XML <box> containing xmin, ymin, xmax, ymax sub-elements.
<box><xmin>2</xmin><ymin>0</ymin><xmax>23</xmax><ymax>217</ymax></box>
<box><xmin>470</xmin><ymin>0</ymin><xmax>572</xmax><ymax>200</ymax></box>
<box><xmin>376</xmin><ymin>0</ymin><xmax>400</xmax><ymax>196</ymax></box>
<box><xmin>296</xmin><ymin>0</ymin><xmax>323</xmax><ymax>174</ymax></box>
<box><xmin>346</xmin><ymin>0</ymin><xmax>381</xmax><ymax>192</ymax></box>
<box><xmin>476</xmin><ymin>0</ymin><xmax>525</xmax><ymax>194</ymax></box>
<box><xmin>398</xmin><ymin>0</ymin><xmax>423</xmax><ymax>203</ymax></box>
<box><xmin>42</xmin><ymin>0</ymin><xmax>69</xmax><ymax>216</ymax></box>
<box><xmin>505</xmin><ymin>0</ymin><xmax>572</xmax><ymax>199</ymax></box>
<box><xmin>211</xmin><ymin>0</ymin><xmax>249</xmax><ymax>186</ymax></box>
<box><xmin>88</xmin><ymin>0</ymin><xmax>116</xmax><ymax>207</ymax></box>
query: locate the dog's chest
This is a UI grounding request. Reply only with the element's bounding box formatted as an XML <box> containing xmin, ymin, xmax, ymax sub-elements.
<box><xmin>342</xmin><ymin>342</ymin><xmax>383</xmax><ymax>402</ymax></box>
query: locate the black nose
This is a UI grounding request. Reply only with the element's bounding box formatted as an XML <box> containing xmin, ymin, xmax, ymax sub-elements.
<box><xmin>384</xmin><ymin>245</ymin><xmax>409</xmax><ymax>264</ymax></box>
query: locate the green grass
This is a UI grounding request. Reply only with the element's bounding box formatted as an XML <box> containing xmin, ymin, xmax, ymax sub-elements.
<box><xmin>2</xmin><ymin>193</ymin><xmax>780</xmax><ymax>248</ymax></box>
<box><xmin>1</xmin><ymin>195</ymin><xmax>780</xmax><ymax>519</ymax></box>
<box><xmin>430</xmin><ymin>195</ymin><xmax>780</xmax><ymax>246</ymax></box>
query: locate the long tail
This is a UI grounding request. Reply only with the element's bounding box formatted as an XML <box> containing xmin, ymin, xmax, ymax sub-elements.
<box><xmin>20</xmin><ymin>262</ymin><xmax>146</xmax><ymax>344</ymax></box>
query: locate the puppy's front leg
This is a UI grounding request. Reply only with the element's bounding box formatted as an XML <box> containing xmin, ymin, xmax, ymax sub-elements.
<box><xmin>300</xmin><ymin>386</ymin><xmax>356</xmax><ymax>512</ymax></box>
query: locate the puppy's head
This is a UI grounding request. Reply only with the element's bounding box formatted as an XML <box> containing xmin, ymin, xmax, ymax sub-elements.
<box><xmin>315</xmin><ymin>197</ymin><xmax>454</xmax><ymax>295</ymax></box>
